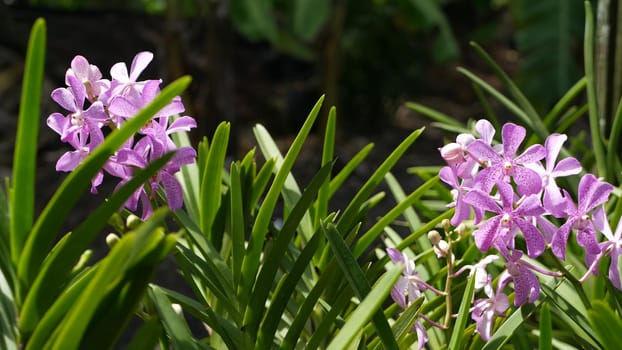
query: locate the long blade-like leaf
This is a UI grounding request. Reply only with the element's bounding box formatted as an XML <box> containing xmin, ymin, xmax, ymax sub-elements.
<box><xmin>10</xmin><ymin>18</ymin><xmax>46</xmax><ymax>264</ymax></box>
<box><xmin>322</xmin><ymin>222</ymin><xmax>399</xmax><ymax>350</ymax></box>
<box><xmin>244</xmin><ymin>162</ymin><xmax>332</xmax><ymax>335</ymax></box>
<box><xmin>239</xmin><ymin>95</ymin><xmax>323</xmax><ymax>307</ymax></box>
<box><xmin>19</xmin><ymin>153</ymin><xmax>174</xmax><ymax>336</ymax></box>
<box><xmin>326</xmin><ymin>265</ymin><xmax>402</xmax><ymax>350</ymax></box>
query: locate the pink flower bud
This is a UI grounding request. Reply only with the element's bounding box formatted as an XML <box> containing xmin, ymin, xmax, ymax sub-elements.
<box><xmin>440</xmin><ymin>142</ymin><xmax>465</xmax><ymax>165</ymax></box>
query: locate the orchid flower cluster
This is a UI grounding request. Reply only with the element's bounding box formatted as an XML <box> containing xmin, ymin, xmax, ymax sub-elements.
<box><xmin>387</xmin><ymin>120</ymin><xmax>621</xmax><ymax>344</ymax></box>
<box><xmin>48</xmin><ymin>52</ymin><xmax>197</xmax><ymax>219</ymax></box>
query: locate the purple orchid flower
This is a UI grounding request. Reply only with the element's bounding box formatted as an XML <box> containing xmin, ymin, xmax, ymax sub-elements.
<box><xmin>470</xmin><ymin>272</ymin><xmax>510</xmax><ymax>341</ymax></box>
<box><xmin>464</xmin><ymin>181</ymin><xmax>546</xmax><ymax>258</ymax></box>
<box><xmin>65</xmin><ymin>55</ymin><xmax>108</xmax><ymax>102</ymax></box>
<box><xmin>53</xmin><ymin>129</ymin><xmax>103</xmax><ymax>193</ymax></box>
<box><xmin>440</xmin><ymin>119</ymin><xmax>496</xmax><ymax>179</ymax></box>
<box><xmin>49</xmin><ymin>75</ymin><xmax>107</xmax><ymax>143</ymax></box>
<box><xmin>581</xmin><ymin>207</ymin><xmax>622</xmax><ymax>290</ymax></box>
<box><xmin>439</xmin><ymin>166</ymin><xmax>483</xmax><ymax>226</ymax></box>
<box><xmin>551</xmin><ymin>174</ymin><xmax>613</xmax><ymax>259</ymax></box>
<box><xmin>386</xmin><ymin>248</ymin><xmax>446</xmax><ymax>349</ymax></box>
<box><xmin>467</xmin><ymin>123</ymin><xmax>545</xmax><ymax>196</ymax></box>
<box><xmin>109</xmin><ymin>51</ymin><xmax>154</xmax><ymax>100</ymax></box>
<box><xmin>526</xmin><ymin>133</ymin><xmax>581</xmax><ymax>217</ymax></box>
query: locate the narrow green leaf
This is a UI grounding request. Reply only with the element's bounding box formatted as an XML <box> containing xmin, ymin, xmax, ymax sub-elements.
<box><xmin>583</xmin><ymin>0</ymin><xmax>607</xmax><ymax>177</ymax></box>
<box><xmin>405</xmin><ymin>102</ymin><xmax>463</xmax><ymax>128</ymax></box>
<box><xmin>336</xmin><ymin>128</ymin><xmax>423</xmax><ymax>236</ymax></box>
<box><xmin>171</xmin><ymin>123</ymin><xmax>201</xmax><ymax>221</ymax></box>
<box><xmin>244</xmin><ymin>162</ymin><xmax>332</xmax><ymax>336</ymax></box>
<box><xmin>539</xmin><ymin>303</ymin><xmax>552</xmax><ymax>350</ymax></box>
<box><xmin>328</xmin><ymin>143</ymin><xmax>374</xmax><ymax>198</ymax></box>
<box><xmin>322</xmin><ymin>223</ymin><xmax>399</xmax><ymax>350</ymax></box>
<box><xmin>250</xmin><ymin>158</ymin><xmax>275</xmax><ymax>210</ymax></box>
<box><xmin>389</xmin><ymin>296</ymin><xmax>424</xmax><ymax>345</ymax></box>
<box><xmin>200</xmin><ymin>122</ymin><xmax>230</xmax><ymax>240</ymax></box>
<box><xmin>456</xmin><ymin>67</ymin><xmax>537</xmax><ymax>135</ymax></box>
<box><xmin>256</xmin><ymin>231</ymin><xmax>322</xmax><ymax>349</ymax></box>
<box><xmin>588</xmin><ymin>300</ymin><xmax>622</xmax><ymax>350</ymax></box>
<box><xmin>253</xmin><ymin>123</ymin><xmax>313</xmax><ymax>240</ymax></box>
<box><xmin>229</xmin><ymin>163</ymin><xmax>246</xmax><ymax>289</ymax></box>
<box><xmin>171</xmin><ymin>210</ymin><xmax>234</xmax><ymax>298</ymax></box>
<box><xmin>49</xmin><ymin>210</ymin><xmax>169</xmax><ymax>350</ymax></box>
<box><xmin>353</xmin><ymin>176</ymin><xmax>439</xmax><ymax>258</ymax></box>
<box><xmin>315</xmin><ymin>106</ymin><xmax>336</xmax><ymax>229</ymax></box>
<box><xmin>149</xmin><ymin>285</ymin><xmax>199</xmax><ymax>350</ymax></box>
<box><xmin>448</xmin><ymin>272</ymin><xmax>476</xmax><ymax>349</ymax></box>
<box><xmin>159</xmin><ymin>286</ymin><xmax>243</xmax><ymax>350</ymax></box>
<box><xmin>10</xmin><ymin>18</ymin><xmax>46</xmax><ymax>264</ymax></box>
<box><xmin>326</xmin><ymin>265</ymin><xmax>402</xmax><ymax>350</ymax></box>
<box><xmin>543</xmin><ymin>77</ymin><xmax>587</xmax><ymax>128</ymax></box>
<box><xmin>17</xmin><ymin>76</ymin><xmax>191</xmax><ymax>290</ymax></box>
<box><xmin>469</xmin><ymin>42</ymin><xmax>545</xmax><ymax>134</ymax></box>
<box><xmin>239</xmin><ymin>95</ymin><xmax>323</xmax><ymax>307</ymax></box>
<box><xmin>19</xmin><ymin>153</ymin><xmax>174</xmax><ymax>336</ymax></box>
<box><xmin>26</xmin><ymin>268</ymin><xmax>97</xmax><ymax>350</ymax></box>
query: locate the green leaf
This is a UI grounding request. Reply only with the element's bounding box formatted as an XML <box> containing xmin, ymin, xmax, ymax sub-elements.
<box><xmin>386</xmin><ymin>296</ymin><xmax>424</xmax><ymax>348</ymax></box>
<box><xmin>124</xmin><ymin>319</ymin><xmax>162</xmax><ymax>350</ymax></box>
<box><xmin>17</xmin><ymin>76</ymin><xmax>191</xmax><ymax>292</ymax></box>
<box><xmin>26</xmin><ymin>268</ymin><xmax>97</xmax><ymax>350</ymax></box>
<box><xmin>229</xmin><ymin>163</ymin><xmax>246</xmax><ymax>289</ymax></box>
<box><xmin>239</xmin><ymin>95</ymin><xmax>323</xmax><ymax>307</ymax></box>
<box><xmin>448</xmin><ymin>271</ymin><xmax>475</xmax><ymax>349</ymax></box>
<box><xmin>404</xmin><ymin>102</ymin><xmax>463</xmax><ymax>129</ymax></box>
<box><xmin>328</xmin><ymin>143</ymin><xmax>374</xmax><ymax>198</ymax></box>
<box><xmin>315</xmin><ymin>106</ymin><xmax>336</xmax><ymax>229</ymax></box>
<box><xmin>335</xmin><ymin>128</ymin><xmax>423</xmax><ymax>238</ymax></box>
<box><xmin>253</xmin><ymin>123</ymin><xmax>313</xmax><ymax>241</ymax></box>
<box><xmin>48</xmin><ymin>209</ymin><xmax>169</xmax><ymax>350</ymax></box>
<box><xmin>159</xmin><ymin>286</ymin><xmax>243</xmax><ymax>349</ymax></box>
<box><xmin>322</xmin><ymin>222</ymin><xmax>399</xmax><ymax>350</ymax></box>
<box><xmin>149</xmin><ymin>285</ymin><xmax>199</xmax><ymax>350</ymax></box>
<box><xmin>10</xmin><ymin>18</ymin><xmax>46</xmax><ymax>264</ymax></box>
<box><xmin>588</xmin><ymin>300</ymin><xmax>622</xmax><ymax>350</ymax></box>
<box><xmin>353</xmin><ymin>176</ymin><xmax>439</xmax><ymax>258</ymax></box>
<box><xmin>19</xmin><ymin>153</ymin><xmax>174</xmax><ymax>337</ymax></box>
<box><xmin>244</xmin><ymin>161</ymin><xmax>332</xmax><ymax>336</ymax></box>
<box><xmin>292</xmin><ymin>0</ymin><xmax>330</xmax><ymax>41</ymax></box>
<box><xmin>326</xmin><ymin>265</ymin><xmax>402</xmax><ymax>350</ymax></box>
<box><xmin>539</xmin><ymin>303</ymin><xmax>552</xmax><ymax>350</ymax></box>
<box><xmin>256</xmin><ymin>231</ymin><xmax>322</xmax><ymax>349</ymax></box>
<box><xmin>583</xmin><ymin>0</ymin><xmax>607</xmax><ymax>177</ymax></box>
<box><xmin>200</xmin><ymin>121</ymin><xmax>230</xmax><ymax>241</ymax></box>
<box><xmin>171</xmin><ymin>122</ymin><xmax>201</xmax><ymax>221</ymax></box>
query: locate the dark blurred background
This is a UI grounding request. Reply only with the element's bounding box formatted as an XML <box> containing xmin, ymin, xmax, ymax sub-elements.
<box><xmin>0</xmin><ymin>0</ymin><xmax>589</xmax><ymax>244</ymax></box>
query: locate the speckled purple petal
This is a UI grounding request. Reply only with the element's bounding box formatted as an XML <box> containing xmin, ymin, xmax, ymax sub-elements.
<box><xmin>501</xmin><ymin>123</ymin><xmax>525</xmax><ymax>158</ymax></box>
<box><xmin>474</xmin><ymin>215</ymin><xmax>502</xmax><ymax>251</ymax></box>
<box><xmin>515</xmin><ymin>218</ymin><xmax>545</xmax><ymax>258</ymax></box>
<box><xmin>512</xmin><ymin>166</ymin><xmax>543</xmax><ymax>195</ymax></box>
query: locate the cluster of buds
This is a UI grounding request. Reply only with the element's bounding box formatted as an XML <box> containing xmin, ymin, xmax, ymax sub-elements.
<box><xmin>48</xmin><ymin>52</ymin><xmax>197</xmax><ymax>219</ymax></box>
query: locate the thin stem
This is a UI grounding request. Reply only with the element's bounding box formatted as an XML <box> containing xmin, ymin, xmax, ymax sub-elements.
<box><xmin>444</xmin><ymin>238</ymin><xmax>454</xmax><ymax>328</ymax></box>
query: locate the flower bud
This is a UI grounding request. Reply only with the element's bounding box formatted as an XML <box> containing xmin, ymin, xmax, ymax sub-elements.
<box><xmin>455</xmin><ymin>223</ymin><xmax>467</xmax><ymax>237</ymax></box>
<box><xmin>172</xmin><ymin>303</ymin><xmax>183</xmax><ymax>317</ymax></box>
<box><xmin>428</xmin><ymin>230</ymin><xmax>442</xmax><ymax>246</ymax></box>
<box><xmin>106</xmin><ymin>233</ymin><xmax>121</xmax><ymax>248</ymax></box>
<box><xmin>440</xmin><ymin>142</ymin><xmax>465</xmax><ymax>165</ymax></box>
<box><xmin>126</xmin><ymin>214</ymin><xmax>141</xmax><ymax>229</ymax></box>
